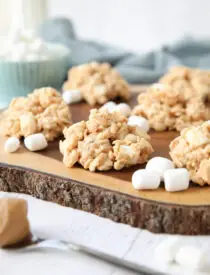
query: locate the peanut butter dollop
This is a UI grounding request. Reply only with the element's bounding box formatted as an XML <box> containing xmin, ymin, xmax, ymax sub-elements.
<box><xmin>0</xmin><ymin>198</ymin><xmax>30</xmax><ymax>247</ymax></box>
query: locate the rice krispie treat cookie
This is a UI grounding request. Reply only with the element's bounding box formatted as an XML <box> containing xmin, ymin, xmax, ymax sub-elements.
<box><xmin>60</xmin><ymin>109</ymin><xmax>153</xmax><ymax>171</ymax></box>
<box><xmin>170</xmin><ymin>121</ymin><xmax>210</xmax><ymax>186</ymax></box>
<box><xmin>132</xmin><ymin>83</ymin><xmax>210</xmax><ymax>131</ymax></box>
<box><xmin>159</xmin><ymin>66</ymin><xmax>210</xmax><ymax>100</ymax></box>
<box><xmin>63</xmin><ymin>62</ymin><xmax>130</xmax><ymax>105</ymax></box>
<box><xmin>1</xmin><ymin>87</ymin><xmax>72</xmax><ymax>141</ymax></box>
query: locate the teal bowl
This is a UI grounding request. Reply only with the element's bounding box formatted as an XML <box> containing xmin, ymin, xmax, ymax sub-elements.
<box><xmin>0</xmin><ymin>44</ymin><xmax>71</xmax><ymax>108</ymax></box>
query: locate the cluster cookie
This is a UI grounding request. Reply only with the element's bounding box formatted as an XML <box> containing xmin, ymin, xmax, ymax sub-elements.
<box><xmin>1</xmin><ymin>87</ymin><xmax>72</xmax><ymax>141</ymax></box>
<box><xmin>60</xmin><ymin>109</ymin><xmax>153</xmax><ymax>171</ymax></box>
<box><xmin>132</xmin><ymin>83</ymin><xmax>210</xmax><ymax>131</ymax></box>
<box><xmin>63</xmin><ymin>62</ymin><xmax>130</xmax><ymax>105</ymax></box>
<box><xmin>159</xmin><ymin>66</ymin><xmax>210</xmax><ymax>100</ymax></box>
<box><xmin>170</xmin><ymin>121</ymin><xmax>210</xmax><ymax>186</ymax></box>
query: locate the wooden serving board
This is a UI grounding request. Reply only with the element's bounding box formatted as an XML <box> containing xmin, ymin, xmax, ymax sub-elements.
<box><xmin>1</xmin><ymin>87</ymin><xmax>210</xmax><ymax>235</ymax></box>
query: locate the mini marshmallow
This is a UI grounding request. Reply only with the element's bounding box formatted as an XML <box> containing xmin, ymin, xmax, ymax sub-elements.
<box><xmin>146</xmin><ymin>157</ymin><xmax>174</xmax><ymax>180</ymax></box>
<box><xmin>62</xmin><ymin>90</ymin><xmax>82</xmax><ymax>104</ymax></box>
<box><xmin>24</xmin><ymin>133</ymin><xmax>48</xmax><ymax>152</ymax></box>
<box><xmin>132</xmin><ymin>169</ymin><xmax>161</xmax><ymax>190</ymax></box>
<box><xmin>26</xmin><ymin>53</ymin><xmax>39</xmax><ymax>61</ymax></box>
<box><xmin>155</xmin><ymin>237</ymin><xmax>181</xmax><ymax>263</ymax></box>
<box><xmin>175</xmin><ymin>245</ymin><xmax>206</xmax><ymax>269</ymax></box>
<box><xmin>30</xmin><ymin>38</ymin><xmax>45</xmax><ymax>53</ymax></box>
<box><xmin>120</xmin><ymin>145</ymin><xmax>134</xmax><ymax>156</ymax></box>
<box><xmin>100</xmin><ymin>101</ymin><xmax>117</xmax><ymax>113</ymax></box>
<box><xmin>164</xmin><ymin>168</ymin><xmax>189</xmax><ymax>192</ymax></box>
<box><xmin>151</xmin><ymin>83</ymin><xmax>167</xmax><ymax>91</ymax></box>
<box><xmin>9</xmin><ymin>42</ymin><xmax>28</xmax><ymax>61</ymax></box>
<box><xmin>4</xmin><ymin>137</ymin><xmax>20</xmax><ymax>153</ymax></box>
<box><xmin>128</xmin><ymin>115</ymin><xmax>149</xmax><ymax>132</ymax></box>
<box><xmin>114</xmin><ymin>103</ymin><xmax>131</xmax><ymax>117</ymax></box>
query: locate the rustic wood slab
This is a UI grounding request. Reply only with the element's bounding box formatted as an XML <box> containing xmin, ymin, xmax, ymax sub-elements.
<box><xmin>1</xmin><ymin>88</ymin><xmax>210</xmax><ymax>235</ymax></box>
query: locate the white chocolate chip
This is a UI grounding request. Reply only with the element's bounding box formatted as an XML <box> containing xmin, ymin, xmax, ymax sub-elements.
<box><xmin>128</xmin><ymin>115</ymin><xmax>149</xmax><ymax>132</ymax></box>
<box><xmin>100</xmin><ymin>101</ymin><xmax>117</xmax><ymax>113</ymax></box>
<box><xmin>132</xmin><ymin>169</ymin><xmax>161</xmax><ymax>190</ymax></box>
<box><xmin>155</xmin><ymin>237</ymin><xmax>181</xmax><ymax>263</ymax></box>
<box><xmin>164</xmin><ymin>168</ymin><xmax>189</xmax><ymax>192</ymax></box>
<box><xmin>62</xmin><ymin>90</ymin><xmax>82</xmax><ymax>104</ymax></box>
<box><xmin>114</xmin><ymin>103</ymin><xmax>131</xmax><ymax>117</ymax></box>
<box><xmin>146</xmin><ymin>157</ymin><xmax>174</xmax><ymax>180</ymax></box>
<box><xmin>175</xmin><ymin>245</ymin><xmax>206</xmax><ymax>269</ymax></box>
<box><xmin>4</xmin><ymin>137</ymin><xmax>20</xmax><ymax>153</ymax></box>
<box><xmin>24</xmin><ymin>133</ymin><xmax>48</xmax><ymax>152</ymax></box>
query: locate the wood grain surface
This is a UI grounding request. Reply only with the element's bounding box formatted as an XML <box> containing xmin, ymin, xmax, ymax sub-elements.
<box><xmin>1</xmin><ymin>88</ymin><xmax>210</xmax><ymax>235</ymax></box>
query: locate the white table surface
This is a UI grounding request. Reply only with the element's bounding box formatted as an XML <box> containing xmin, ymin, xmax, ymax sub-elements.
<box><xmin>0</xmin><ymin>191</ymin><xmax>210</xmax><ymax>275</ymax></box>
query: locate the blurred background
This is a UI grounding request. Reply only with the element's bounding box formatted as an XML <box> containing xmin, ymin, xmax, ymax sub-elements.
<box><xmin>1</xmin><ymin>0</ymin><xmax>210</xmax><ymax>52</ymax></box>
<box><xmin>1</xmin><ymin>0</ymin><xmax>210</xmax><ymax>107</ymax></box>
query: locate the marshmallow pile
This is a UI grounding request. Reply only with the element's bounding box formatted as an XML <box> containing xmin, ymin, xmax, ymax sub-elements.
<box><xmin>155</xmin><ymin>238</ymin><xmax>208</xmax><ymax>269</ymax></box>
<box><xmin>3</xmin><ymin>29</ymin><xmax>55</xmax><ymax>61</ymax></box>
<box><xmin>4</xmin><ymin>133</ymin><xmax>48</xmax><ymax>153</ymax></box>
<box><xmin>132</xmin><ymin>157</ymin><xmax>190</xmax><ymax>192</ymax></box>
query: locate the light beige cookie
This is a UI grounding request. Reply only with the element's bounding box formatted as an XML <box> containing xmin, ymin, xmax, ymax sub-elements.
<box><xmin>1</xmin><ymin>87</ymin><xmax>72</xmax><ymax>141</ymax></box>
<box><xmin>63</xmin><ymin>62</ymin><xmax>130</xmax><ymax>106</ymax></box>
<box><xmin>60</xmin><ymin>109</ymin><xmax>153</xmax><ymax>171</ymax></box>
<box><xmin>170</xmin><ymin>121</ymin><xmax>210</xmax><ymax>186</ymax></box>
<box><xmin>132</xmin><ymin>83</ymin><xmax>210</xmax><ymax>131</ymax></box>
<box><xmin>159</xmin><ymin>66</ymin><xmax>210</xmax><ymax>100</ymax></box>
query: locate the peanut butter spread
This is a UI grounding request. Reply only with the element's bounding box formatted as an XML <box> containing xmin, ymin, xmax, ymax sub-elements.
<box><xmin>0</xmin><ymin>198</ymin><xmax>30</xmax><ymax>247</ymax></box>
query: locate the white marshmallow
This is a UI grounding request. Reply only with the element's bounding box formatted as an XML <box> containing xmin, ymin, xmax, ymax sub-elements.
<box><xmin>24</xmin><ymin>133</ymin><xmax>48</xmax><ymax>152</ymax></box>
<box><xmin>62</xmin><ymin>90</ymin><xmax>82</xmax><ymax>104</ymax></box>
<box><xmin>146</xmin><ymin>157</ymin><xmax>174</xmax><ymax>180</ymax></box>
<box><xmin>4</xmin><ymin>137</ymin><xmax>20</xmax><ymax>153</ymax></box>
<box><xmin>114</xmin><ymin>103</ymin><xmax>131</xmax><ymax>117</ymax></box>
<box><xmin>30</xmin><ymin>38</ymin><xmax>45</xmax><ymax>53</ymax></box>
<box><xmin>132</xmin><ymin>169</ymin><xmax>161</xmax><ymax>190</ymax></box>
<box><xmin>128</xmin><ymin>115</ymin><xmax>149</xmax><ymax>132</ymax></box>
<box><xmin>9</xmin><ymin>41</ymin><xmax>28</xmax><ymax>61</ymax></box>
<box><xmin>26</xmin><ymin>53</ymin><xmax>39</xmax><ymax>61</ymax></box>
<box><xmin>175</xmin><ymin>245</ymin><xmax>206</xmax><ymax>269</ymax></box>
<box><xmin>100</xmin><ymin>101</ymin><xmax>117</xmax><ymax>113</ymax></box>
<box><xmin>155</xmin><ymin>237</ymin><xmax>181</xmax><ymax>264</ymax></box>
<box><xmin>164</xmin><ymin>168</ymin><xmax>189</xmax><ymax>192</ymax></box>
<box><xmin>120</xmin><ymin>145</ymin><xmax>134</xmax><ymax>156</ymax></box>
<box><xmin>151</xmin><ymin>83</ymin><xmax>167</xmax><ymax>91</ymax></box>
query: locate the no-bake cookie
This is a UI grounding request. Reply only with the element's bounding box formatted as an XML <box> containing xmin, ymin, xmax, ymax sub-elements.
<box><xmin>132</xmin><ymin>83</ymin><xmax>210</xmax><ymax>131</ymax></box>
<box><xmin>1</xmin><ymin>87</ymin><xmax>72</xmax><ymax>141</ymax></box>
<box><xmin>170</xmin><ymin>121</ymin><xmax>210</xmax><ymax>186</ymax></box>
<box><xmin>159</xmin><ymin>66</ymin><xmax>210</xmax><ymax>100</ymax></box>
<box><xmin>60</xmin><ymin>109</ymin><xmax>153</xmax><ymax>171</ymax></box>
<box><xmin>63</xmin><ymin>62</ymin><xmax>130</xmax><ymax>105</ymax></box>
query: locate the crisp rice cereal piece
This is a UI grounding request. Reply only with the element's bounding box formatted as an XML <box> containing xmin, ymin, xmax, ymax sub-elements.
<box><xmin>169</xmin><ymin>121</ymin><xmax>210</xmax><ymax>186</ymax></box>
<box><xmin>60</xmin><ymin>109</ymin><xmax>153</xmax><ymax>171</ymax></box>
<box><xmin>62</xmin><ymin>62</ymin><xmax>130</xmax><ymax>105</ymax></box>
<box><xmin>1</xmin><ymin>87</ymin><xmax>72</xmax><ymax>141</ymax></box>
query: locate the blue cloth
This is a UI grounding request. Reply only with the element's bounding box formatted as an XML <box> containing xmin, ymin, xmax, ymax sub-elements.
<box><xmin>40</xmin><ymin>18</ymin><xmax>210</xmax><ymax>84</ymax></box>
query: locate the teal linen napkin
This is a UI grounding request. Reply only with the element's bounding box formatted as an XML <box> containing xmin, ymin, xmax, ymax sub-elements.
<box><xmin>40</xmin><ymin>18</ymin><xmax>210</xmax><ymax>84</ymax></box>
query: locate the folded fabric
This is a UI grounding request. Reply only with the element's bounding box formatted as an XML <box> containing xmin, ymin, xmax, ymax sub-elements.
<box><xmin>40</xmin><ymin>18</ymin><xmax>210</xmax><ymax>84</ymax></box>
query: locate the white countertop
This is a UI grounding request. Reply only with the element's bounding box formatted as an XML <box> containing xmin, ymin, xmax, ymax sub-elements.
<box><xmin>0</xmin><ymin>192</ymin><xmax>210</xmax><ymax>275</ymax></box>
